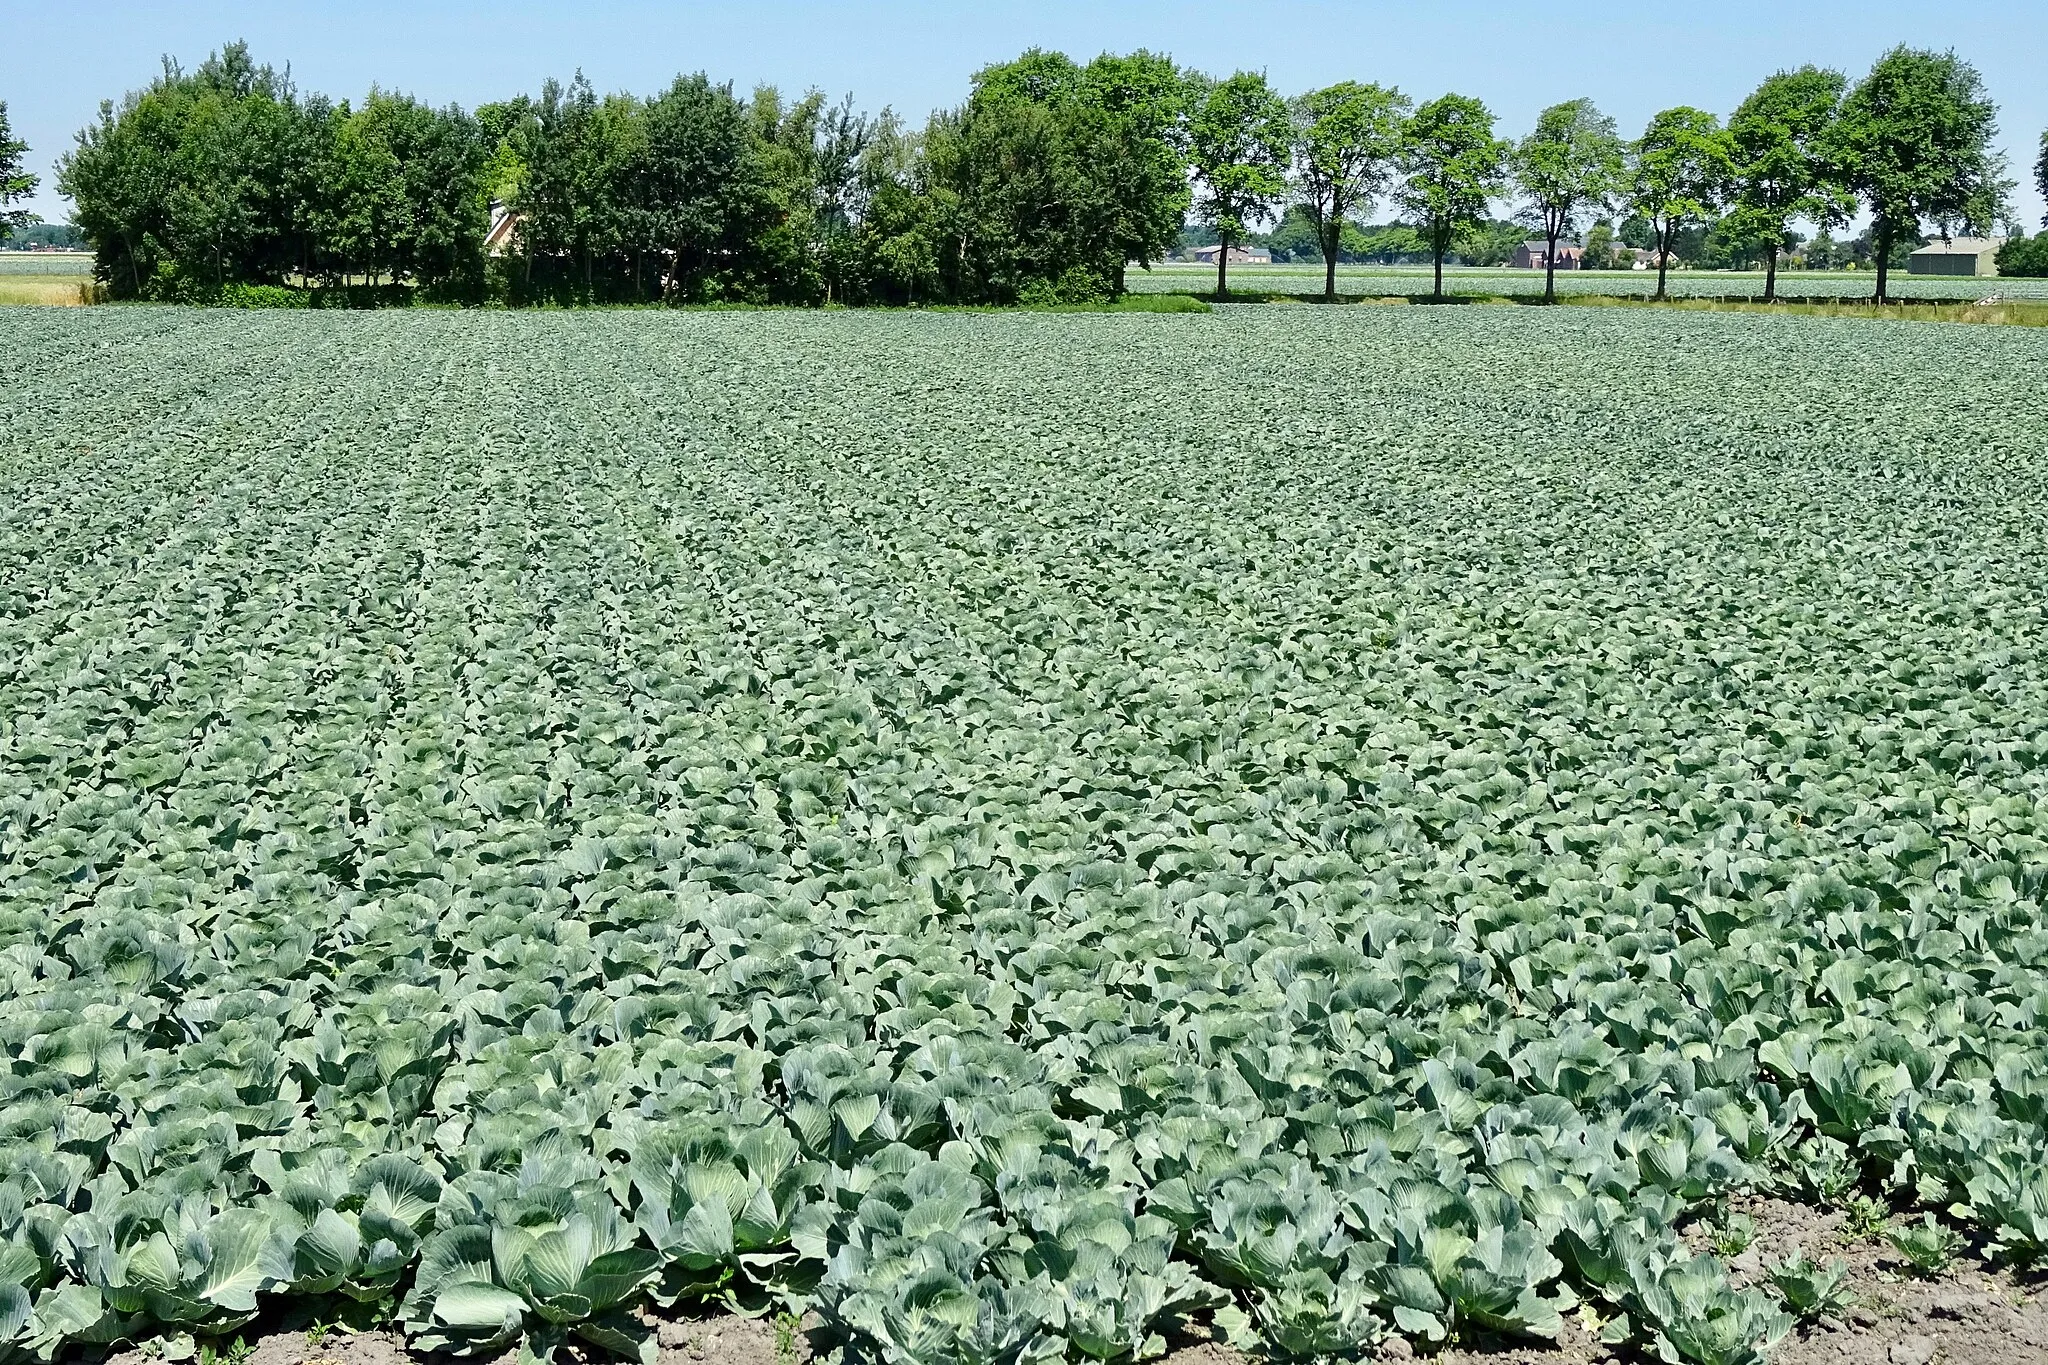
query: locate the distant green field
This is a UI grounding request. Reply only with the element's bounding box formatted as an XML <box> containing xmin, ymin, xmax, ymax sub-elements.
<box><xmin>0</xmin><ymin>253</ymin><xmax>96</xmax><ymax>276</ymax></box>
<box><xmin>1127</xmin><ymin>262</ymin><xmax>2047</xmax><ymax>301</ymax></box>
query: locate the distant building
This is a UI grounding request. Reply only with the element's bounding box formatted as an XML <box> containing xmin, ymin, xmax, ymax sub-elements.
<box><xmin>1908</xmin><ymin>237</ymin><xmax>2004</xmax><ymax>277</ymax></box>
<box><xmin>1186</xmin><ymin>245</ymin><xmax>1272</xmax><ymax>265</ymax></box>
<box><xmin>484</xmin><ymin>200</ymin><xmax>522</xmax><ymax>257</ymax></box>
<box><xmin>1513</xmin><ymin>240</ymin><xmax>1584</xmax><ymax>270</ymax></box>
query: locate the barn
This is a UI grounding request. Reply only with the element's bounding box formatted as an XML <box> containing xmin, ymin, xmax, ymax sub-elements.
<box><xmin>1907</xmin><ymin>237</ymin><xmax>2003</xmax><ymax>277</ymax></box>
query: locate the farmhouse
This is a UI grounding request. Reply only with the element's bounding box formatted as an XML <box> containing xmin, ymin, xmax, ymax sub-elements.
<box><xmin>1513</xmin><ymin>240</ymin><xmax>1584</xmax><ymax>270</ymax></box>
<box><xmin>1186</xmin><ymin>244</ymin><xmax>1272</xmax><ymax>265</ymax></box>
<box><xmin>1907</xmin><ymin>236</ymin><xmax>2003</xmax><ymax>277</ymax></box>
<box><xmin>484</xmin><ymin>200</ymin><xmax>522</xmax><ymax>256</ymax></box>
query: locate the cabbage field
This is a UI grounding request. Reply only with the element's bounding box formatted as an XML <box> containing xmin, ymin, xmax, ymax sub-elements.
<box><xmin>3</xmin><ymin>305</ymin><xmax>2048</xmax><ymax>1365</ymax></box>
<box><xmin>1125</xmin><ymin>264</ymin><xmax>2048</xmax><ymax>301</ymax></box>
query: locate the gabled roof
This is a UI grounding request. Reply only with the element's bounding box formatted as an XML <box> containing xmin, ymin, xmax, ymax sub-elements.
<box><xmin>1910</xmin><ymin>237</ymin><xmax>2003</xmax><ymax>256</ymax></box>
<box><xmin>484</xmin><ymin>200</ymin><xmax>521</xmax><ymax>253</ymax></box>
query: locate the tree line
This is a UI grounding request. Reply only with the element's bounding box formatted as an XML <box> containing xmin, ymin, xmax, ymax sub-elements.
<box><xmin>22</xmin><ymin>41</ymin><xmax>2044</xmax><ymax>306</ymax></box>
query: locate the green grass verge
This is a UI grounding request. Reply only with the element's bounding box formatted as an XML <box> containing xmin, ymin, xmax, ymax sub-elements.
<box><xmin>1560</xmin><ymin>293</ymin><xmax>2048</xmax><ymax>327</ymax></box>
<box><xmin>942</xmin><ymin>294</ymin><xmax>1214</xmax><ymax>314</ymax></box>
<box><xmin>1170</xmin><ymin>290</ymin><xmax>1510</xmax><ymax>306</ymax></box>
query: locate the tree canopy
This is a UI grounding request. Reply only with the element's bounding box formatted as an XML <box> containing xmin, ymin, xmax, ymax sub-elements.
<box><xmin>1188</xmin><ymin>70</ymin><xmax>1292</xmax><ymax>295</ymax></box>
<box><xmin>1833</xmin><ymin>46</ymin><xmax>2003</xmax><ymax>302</ymax></box>
<box><xmin>928</xmin><ymin>49</ymin><xmax>1193</xmax><ymax>303</ymax></box>
<box><xmin>1629</xmin><ymin>106</ymin><xmax>1733</xmax><ymax>300</ymax></box>
<box><xmin>37</xmin><ymin>39</ymin><xmax>2037</xmax><ymax>307</ymax></box>
<box><xmin>1289</xmin><ymin>81</ymin><xmax>1409</xmax><ymax>300</ymax></box>
<box><xmin>0</xmin><ymin>101</ymin><xmax>37</xmax><ymax>234</ymax></box>
<box><xmin>1512</xmin><ymin>98</ymin><xmax>1623</xmax><ymax>301</ymax></box>
<box><xmin>2037</xmin><ymin>130</ymin><xmax>2048</xmax><ymax>227</ymax></box>
<box><xmin>1725</xmin><ymin>67</ymin><xmax>1850</xmax><ymax>301</ymax></box>
<box><xmin>1396</xmin><ymin>93</ymin><xmax>1509</xmax><ymax>299</ymax></box>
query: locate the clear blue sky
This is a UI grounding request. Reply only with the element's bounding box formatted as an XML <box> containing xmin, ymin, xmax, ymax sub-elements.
<box><xmin>5</xmin><ymin>0</ymin><xmax>2044</xmax><ymax>229</ymax></box>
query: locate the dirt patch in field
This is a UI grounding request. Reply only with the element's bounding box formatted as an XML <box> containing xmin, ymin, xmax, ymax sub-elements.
<box><xmin>646</xmin><ymin>1311</ymin><xmax>809</xmax><ymax>1365</ymax></box>
<box><xmin>104</xmin><ymin>1331</ymin><xmax>415</xmax><ymax>1365</ymax></box>
<box><xmin>1708</xmin><ymin>1195</ymin><xmax>2048</xmax><ymax>1365</ymax></box>
<box><xmin>1153</xmin><ymin>1314</ymin><xmax>1615</xmax><ymax>1365</ymax></box>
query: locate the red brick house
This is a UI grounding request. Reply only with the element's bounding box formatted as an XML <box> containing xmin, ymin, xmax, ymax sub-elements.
<box><xmin>1512</xmin><ymin>240</ymin><xmax>1584</xmax><ymax>270</ymax></box>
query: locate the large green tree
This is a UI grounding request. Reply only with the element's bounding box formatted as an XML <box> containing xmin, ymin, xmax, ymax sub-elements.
<box><xmin>1289</xmin><ymin>81</ymin><xmax>1409</xmax><ymax>301</ymax></box>
<box><xmin>0</xmin><ymin>102</ymin><xmax>37</xmax><ymax>234</ymax></box>
<box><xmin>1188</xmin><ymin>70</ymin><xmax>1292</xmax><ymax>296</ymax></box>
<box><xmin>926</xmin><ymin>49</ymin><xmax>1191</xmax><ymax>302</ymax></box>
<box><xmin>846</xmin><ymin>111</ymin><xmax>945</xmax><ymax>304</ymax></box>
<box><xmin>792</xmin><ymin>93</ymin><xmax>876</xmax><ymax>303</ymax></box>
<box><xmin>1074</xmin><ymin>50</ymin><xmax>1192</xmax><ymax>293</ymax></box>
<box><xmin>2037</xmin><ymin>129</ymin><xmax>2048</xmax><ymax>225</ymax></box>
<box><xmin>1396</xmin><ymin>93</ymin><xmax>1509</xmax><ymax>300</ymax></box>
<box><xmin>1512</xmin><ymin>97</ymin><xmax>1623</xmax><ymax>302</ymax></box>
<box><xmin>511</xmin><ymin>74</ymin><xmax>647</xmax><ymax>300</ymax></box>
<box><xmin>1832</xmin><ymin>47</ymin><xmax>2003</xmax><ymax>303</ymax></box>
<box><xmin>61</xmin><ymin>43</ymin><xmax>488</xmax><ymax>299</ymax></box>
<box><xmin>310</xmin><ymin>91</ymin><xmax>487</xmax><ymax>293</ymax></box>
<box><xmin>1628</xmin><ymin>106</ymin><xmax>1732</xmax><ymax>300</ymax></box>
<box><xmin>925</xmin><ymin>60</ymin><xmax>1106</xmax><ymax>302</ymax></box>
<box><xmin>60</xmin><ymin>44</ymin><xmax>312</xmax><ymax>297</ymax></box>
<box><xmin>735</xmin><ymin>85</ymin><xmax>839</xmax><ymax>304</ymax></box>
<box><xmin>636</xmin><ymin>74</ymin><xmax>756</xmax><ymax>300</ymax></box>
<box><xmin>1726</xmin><ymin>67</ymin><xmax>1850</xmax><ymax>302</ymax></box>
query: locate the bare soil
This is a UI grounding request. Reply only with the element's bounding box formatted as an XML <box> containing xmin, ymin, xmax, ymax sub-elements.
<box><xmin>89</xmin><ymin>1199</ymin><xmax>2048</xmax><ymax>1365</ymax></box>
<box><xmin>1712</xmin><ymin>1195</ymin><xmax>2048</xmax><ymax>1365</ymax></box>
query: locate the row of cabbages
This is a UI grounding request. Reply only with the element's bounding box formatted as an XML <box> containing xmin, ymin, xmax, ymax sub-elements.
<box><xmin>5</xmin><ymin>858</ymin><xmax>2047</xmax><ymax>1365</ymax></box>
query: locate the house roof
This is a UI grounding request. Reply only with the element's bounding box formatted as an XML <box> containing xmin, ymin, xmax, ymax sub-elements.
<box><xmin>1910</xmin><ymin>237</ymin><xmax>2003</xmax><ymax>256</ymax></box>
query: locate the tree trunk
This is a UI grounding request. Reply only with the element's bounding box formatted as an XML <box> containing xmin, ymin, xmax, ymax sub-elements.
<box><xmin>1216</xmin><ymin>232</ymin><xmax>1228</xmax><ymax>297</ymax></box>
<box><xmin>1433</xmin><ymin>223</ymin><xmax>1444</xmax><ymax>300</ymax></box>
<box><xmin>1324</xmin><ymin>214</ymin><xmax>1338</xmax><ymax>302</ymax></box>
<box><xmin>1765</xmin><ymin>245</ymin><xmax>1778</xmax><ymax>304</ymax></box>
<box><xmin>1874</xmin><ymin>221</ymin><xmax>1891</xmax><ymax>304</ymax></box>
<box><xmin>1545</xmin><ymin>220</ymin><xmax>1560</xmax><ymax>304</ymax></box>
<box><xmin>1115</xmin><ymin>261</ymin><xmax>1127</xmax><ymax>297</ymax></box>
<box><xmin>1655</xmin><ymin>223</ymin><xmax>1670</xmax><ymax>301</ymax></box>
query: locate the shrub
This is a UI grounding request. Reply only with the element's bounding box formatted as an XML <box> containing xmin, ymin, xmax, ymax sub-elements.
<box><xmin>1019</xmin><ymin>266</ymin><xmax>1114</xmax><ymax>307</ymax></box>
<box><xmin>1995</xmin><ymin>234</ymin><xmax>2048</xmax><ymax>277</ymax></box>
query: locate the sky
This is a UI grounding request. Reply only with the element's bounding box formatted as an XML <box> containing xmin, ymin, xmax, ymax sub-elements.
<box><xmin>4</xmin><ymin>0</ymin><xmax>2044</xmax><ymax>230</ymax></box>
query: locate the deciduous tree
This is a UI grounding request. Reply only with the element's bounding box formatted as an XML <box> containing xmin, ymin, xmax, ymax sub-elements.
<box><xmin>1188</xmin><ymin>70</ymin><xmax>1291</xmax><ymax>296</ymax></box>
<box><xmin>1832</xmin><ymin>47</ymin><xmax>2003</xmax><ymax>303</ymax></box>
<box><xmin>1726</xmin><ymin>67</ymin><xmax>1850</xmax><ymax>302</ymax></box>
<box><xmin>2037</xmin><ymin>129</ymin><xmax>2048</xmax><ymax>226</ymax></box>
<box><xmin>1396</xmin><ymin>93</ymin><xmax>1509</xmax><ymax>300</ymax></box>
<box><xmin>1512</xmin><ymin>98</ymin><xmax>1623</xmax><ymax>302</ymax></box>
<box><xmin>0</xmin><ymin>101</ymin><xmax>38</xmax><ymax>233</ymax></box>
<box><xmin>1290</xmin><ymin>81</ymin><xmax>1409</xmax><ymax>301</ymax></box>
<box><xmin>1077</xmin><ymin>51</ymin><xmax>1193</xmax><ymax>294</ymax></box>
<box><xmin>925</xmin><ymin>49</ymin><xmax>1191</xmax><ymax>303</ymax></box>
<box><xmin>1628</xmin><ymin>106</ymin><xmax>1732</xmax><ymax>300</ymax></box>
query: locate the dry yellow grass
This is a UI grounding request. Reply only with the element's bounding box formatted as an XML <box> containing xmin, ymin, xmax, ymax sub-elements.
<box><xmin>0</xmin><ymin>277</ymin><xmax>101</xmax><ymax>306</ymax></box>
